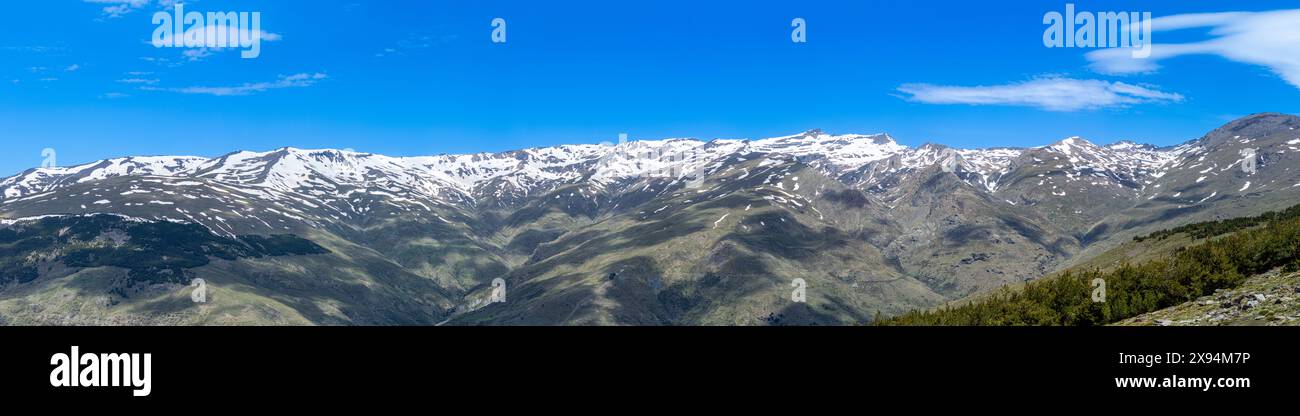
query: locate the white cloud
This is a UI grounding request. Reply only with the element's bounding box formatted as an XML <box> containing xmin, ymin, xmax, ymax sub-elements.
<box><xmin>117</xmin><ymin>78</ymin><xmax>159</xmax><ymax>85</ymax></box>
<box><xmin>83</xmin><ymin>0</ymin><xmax>151</xmax><ymax>18</ymax></box>
<box><xmin>65</xmin><ymin>64</ymin><xmax>80</xmax><ymax>72</ymax></box>
<box><xmin>178</xmin><ymin>25</ymin><xmax>282</xmax><ymax>45</ymax></box>
<box><xmin>141</xmin><ymin>73</ymin><xmax>327</xmax><ymax>96</ymax></box>
<box><xmin>102</xmin><ymin>5</ymin><xmax>132</xmax><ymax>17</ymax></box>
<box><xmin>375</xmin><ymin>34</ymin><xmax>457</xmax><ymax>58</ymax></box>
<box><xmin>182</xmin><ymin>48</ymin><xmax>215</xmax><ymax>61</ymax></box>
<box><xmin>1087</xmin><ymin>9</ymin><xmax>1300</xmax><ymax>89</ymax></box>
<box><xmin>0</xmin><ymin>45</ymin><xmax>65</xmax><ymax>53</ymax></box>
<box><xmin>170</xmin><ymin>26</ymin><xmax>282</xmax><ymax>61</ymax></box>
<box><xmin>139</xmin><ymin>56</ymin><xmax>182</xmax><ymax>68</ymax></box>
<box><xmin>896</xmin><ymin>77</ymin><xmax>1183</xmax><ymax>111</ymax></box>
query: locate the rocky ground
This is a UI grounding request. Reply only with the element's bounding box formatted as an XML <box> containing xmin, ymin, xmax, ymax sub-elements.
<box><xmin>1117</xmin><ymin>269</ymin><xmax>1300</xmax><ymax>326</ymax></box>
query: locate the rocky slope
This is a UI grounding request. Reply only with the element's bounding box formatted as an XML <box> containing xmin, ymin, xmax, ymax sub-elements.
<box><xmin>1117</xmin><ymin>269</ymin><xmax>1300</xmax><ymax>326</ymax></box>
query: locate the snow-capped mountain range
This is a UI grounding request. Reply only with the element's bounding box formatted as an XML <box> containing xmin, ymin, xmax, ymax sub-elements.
<box><xmin>6</xmin><ymin>113</ymin><xmax>1297</xmax><ymax>244</ymax></box>
<box><xmin>0</xmin><ymin>129</ymin><xmax>1190</xmax><ymax>207</ymax></box>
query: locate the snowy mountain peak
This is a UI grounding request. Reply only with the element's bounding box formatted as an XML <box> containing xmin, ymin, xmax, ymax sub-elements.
<box><xmin>1105</xmin><ymin>140</ymin><xmax>1152</xmax><ymax>151</ymax></box>
<box><xmin>750</xmin><ymin>131</ymin><xmax>906</xmax><ymax>171</ymax></box>
<box><xmin>1043</xmin><ymin>136</ymin><xmax>1101</xmax><ymax>154</ymax></box>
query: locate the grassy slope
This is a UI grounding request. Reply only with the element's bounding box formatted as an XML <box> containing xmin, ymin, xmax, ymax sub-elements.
<box><xmin>451</xmin><ymin>160</ymin><xmax>947</xmax><ymax>326</ymax></box>
<box><xmin>0</xmin><ymin>221</ymin><xmax>457</xmax><ymax>326</ymax></box>
<box><xmin>879</xmin><ymin>203</ymin><xmax>1300</xmax><ymax>326</ymax></box>
<box><xmin>0</xmin><ymin>266</ymin><xmax>313</xmax><ymax>326</ymax></box>
<box><xmin>931</xmin><ymin>232</ymin><xmax>1201</xmax><ymax>312</ymax></box>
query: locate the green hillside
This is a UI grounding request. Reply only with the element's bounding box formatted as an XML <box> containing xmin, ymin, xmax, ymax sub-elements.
<box><xmin>878</xmin><ymin>203</ymin><xmax>1300</xmax><ymax>326</ymax></box>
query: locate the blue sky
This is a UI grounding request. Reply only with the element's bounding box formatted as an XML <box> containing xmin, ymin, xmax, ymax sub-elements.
<box><xmin>2</xmin><ymin>1</ymin><xmax>1299</xmax><ymax>176</ymax></box>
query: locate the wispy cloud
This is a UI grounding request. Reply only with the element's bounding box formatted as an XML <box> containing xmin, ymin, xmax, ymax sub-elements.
<box><xmin>117</xmin><ymin>78</ymin><xmax>159</xmax><ymax>85</ymax></box>
<box><xmin>0</xmin><ymin>45</ymin><xmax>66</xmax><ymax>53</ymax></box>
<box><xmin>374</xmin><ymin>34</ymin><xmax>457</xmax><ymax>58</ymax></box>
<box><xmin>83</xmin><ymin>0</ymin><xmax>151</xmax><ymax>18</ymax></box>
<box><xmin>182</xmin><ymin>48</ymin><xmax>215</xmax><ymax>61</ymax></box>
<box><xmin>141</xmin><ymin>73</ymin><xmax>327</xmax><ymax>96</ymax></box>
<box><xmin>165</xmin><ymin>26</ymin><xmax>283</xmax><ymax>62</ymax></box>
<box><xmin>896</xmin><ymin>77</ymin><xmax>1184</xmax><ymax>112</ymax></box>
<box><xmin>1087</xmin><ymin>9</ymin><xmax>1300</xmax><ymax>89</ymax></box>
<box><xmin>140</xmin><ymin>56</ymin><xmax>181</xmax><ymax>68</ymax></box>
<box><xmin>84</xmin><ymin>0</ymin><xmax>186</xmax><ymax>18</ymax></box>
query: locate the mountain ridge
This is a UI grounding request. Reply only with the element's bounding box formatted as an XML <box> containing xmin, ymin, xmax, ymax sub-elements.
<box><xmin>0</xmin><ymin>128</ymin><xmax>1190</xmax><ymax>206</ymax></box>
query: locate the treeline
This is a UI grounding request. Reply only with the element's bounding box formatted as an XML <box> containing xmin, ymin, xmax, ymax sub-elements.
<box><xmin>2</xmin><ymin>215</ymin><xmax>327</xmax><ymax>286</ymax></box>
<box><xmin>880</xmin><ymin>204</ymin><xmax>1300</xmax><ymax>326</ymax></box>
<box><xmin>1135</xmin><ymin>204</ymin><xmax>1300</xmax><ymax>242</ymax></box>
